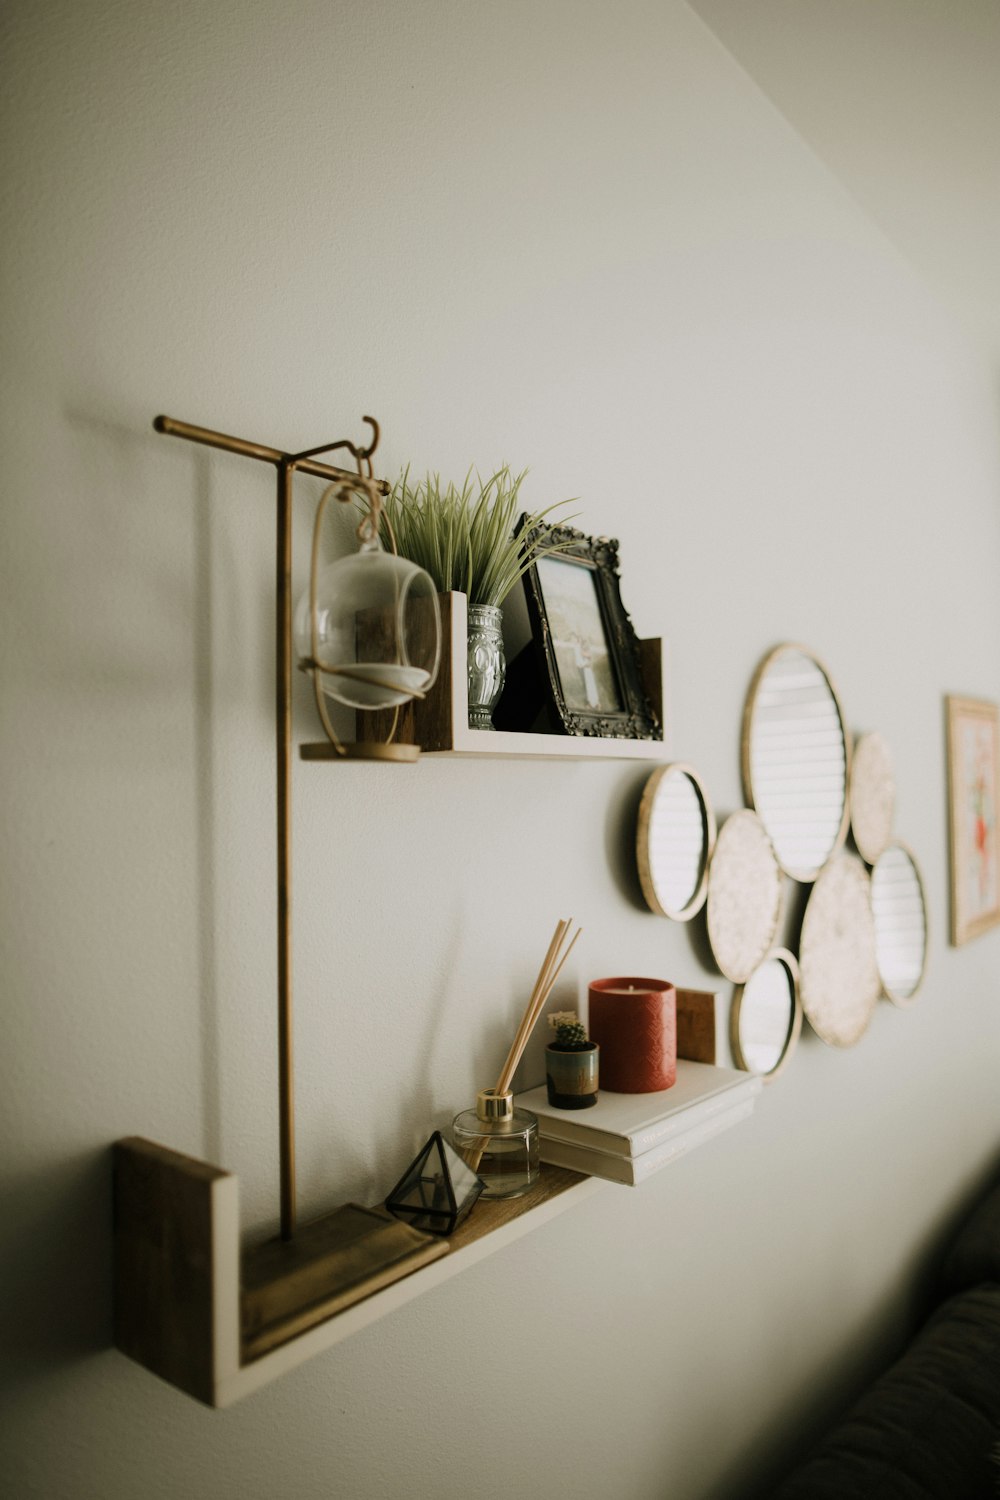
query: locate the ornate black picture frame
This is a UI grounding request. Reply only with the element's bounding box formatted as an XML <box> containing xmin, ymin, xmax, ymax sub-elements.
<box><xmin>515</xmin><ymin>519</ymin><xmax>661</xmax><ymax>740</ymax></box>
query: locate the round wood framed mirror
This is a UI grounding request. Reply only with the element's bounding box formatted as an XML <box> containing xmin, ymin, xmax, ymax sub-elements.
<box><xmin>742</xmin><ymin>644</ymin><xmax>851</xmax><ymax>883</ymax></box>
<box><xmin>871</xmin><ymin>840</ymin><xmax>929</xmax><ymax>1005</ymax></box>
<box><xmin>731</xmin><ymin>948</ymin><xmax>802</xmax><ymax>1082</ymax></box>
<box><xmin>636</xmin><ymin>763</ymin><xmax>716</xmax><ymax>921</ymax></box>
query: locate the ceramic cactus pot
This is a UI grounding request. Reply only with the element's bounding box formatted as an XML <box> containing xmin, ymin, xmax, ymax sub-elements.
<box><xmin>544</xmin><ymin>1041</ymin><xmax>600</xmax><ymax>1109</ymax></box>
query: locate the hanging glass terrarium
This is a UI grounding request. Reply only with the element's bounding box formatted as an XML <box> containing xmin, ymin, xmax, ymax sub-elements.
<box><xmin>294</xmin><ymin>472</ymin><xmax>441</xmax><ymax>760</ymax></box>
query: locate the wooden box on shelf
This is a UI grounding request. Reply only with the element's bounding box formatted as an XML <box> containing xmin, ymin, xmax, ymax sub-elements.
<box><xmin>356</xmin><ymin>591</ymin><xmax>666</xmax><ymax>760</ymax></box>
<box><xmin>676</xmin><ymin>987</ymin><xmax>733</xmax><ymax>1069</ymax></box>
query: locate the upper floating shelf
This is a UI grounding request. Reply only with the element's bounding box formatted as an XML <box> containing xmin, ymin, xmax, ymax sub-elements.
<box><xmin>302</xmin><ymin>591</ymin><xmax>669</xmax><ymax>762</ymax></box>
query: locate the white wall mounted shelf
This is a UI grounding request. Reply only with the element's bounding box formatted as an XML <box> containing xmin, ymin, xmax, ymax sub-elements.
<box><xmin>323</xmin><ymin>590</ymin><xmax>669</xmax><ymax>762</ymax></box>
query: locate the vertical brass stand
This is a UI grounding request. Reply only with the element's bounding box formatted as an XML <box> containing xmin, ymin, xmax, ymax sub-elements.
<box><xmin>154</xmin><ymin>414</ymin><xmax>387</xmax><ymax>1239</ymax></box>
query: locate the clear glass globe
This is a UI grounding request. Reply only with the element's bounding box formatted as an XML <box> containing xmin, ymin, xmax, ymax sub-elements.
<box><xmin>294</xmin><ymin>539</ymin><xmax>441</xmax><ymax>711</ymax></box>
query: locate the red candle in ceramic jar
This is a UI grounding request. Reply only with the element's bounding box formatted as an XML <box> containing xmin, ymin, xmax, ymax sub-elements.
<box><xmin>588</xmin><ymin>977</ymin><xmax>677</xmax><ymax>1092</ymax></box>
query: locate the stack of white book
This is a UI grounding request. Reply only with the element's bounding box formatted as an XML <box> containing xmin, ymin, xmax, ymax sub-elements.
<box><xmin>514</xmin><ymin>1060</ymin><xmax>761</xmax><ymax>1185</ymax></box>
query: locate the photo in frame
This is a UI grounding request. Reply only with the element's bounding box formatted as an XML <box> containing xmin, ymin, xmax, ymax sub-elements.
<box><xmin>513</xmin><ymin>519</ymin><xmax>661</xmax><ymax>740</ymax></box>
<box><xmin>945</xmin><ymin>694</ymin><xmax>1000</xmax><ymax>945</ymax></box>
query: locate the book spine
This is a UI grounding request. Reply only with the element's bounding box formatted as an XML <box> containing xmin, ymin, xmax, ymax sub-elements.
<box><xmin>538</xmin><ymin>1138</ymin><xmax>634</xmax><ymax>1184</ymax></box>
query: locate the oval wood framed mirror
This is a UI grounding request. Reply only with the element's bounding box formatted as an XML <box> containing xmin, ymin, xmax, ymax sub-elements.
<box><xmin>706</xmin><ymin>809</ymin><xmax>783</xmax><ymax>984</ymax></box>
<box><xmin>742</xmin><ymin>643</ymin><xmax>851</xmax><ymax>883</ymax></box>
<box><xmin>871</xmin><ymin>840</ymin><xmax>929</xmax><ymax>1005</ymax></box>
<box><xmin>799</xmin><ymin>852</ymin><xmax>881</xmax><ymax>1047</ymax></box>
<box><xmin>850</xmin><ymin>730</ymin><xmax>895</xmax><ymax>865</ymax></box>
<box><xmin>730</xmin><ymin>947</ymin><xmax>802</xmax><ymax>1082</ymax></box>
<box><xmin>636</xmin><ymin>763</ymin><xmax>717</xmax><ymax>921</ymax></box>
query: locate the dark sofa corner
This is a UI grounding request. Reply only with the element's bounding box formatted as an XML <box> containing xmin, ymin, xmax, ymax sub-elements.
<box><xmin>771</xmin><ymin>1179</ymin><xmax>1000</xmax><ymax>1500</ymax></box>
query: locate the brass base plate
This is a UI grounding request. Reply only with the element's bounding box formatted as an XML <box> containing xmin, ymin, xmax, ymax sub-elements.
<box><xmin>241</xmin><ymin>1203</ymin><xmax>446</xmax><ymax>1362</ymax></box>
<box><xmin>299</xmin><ymin>741</ymin><xmax>420</xmax><ymax>763</ymax></box>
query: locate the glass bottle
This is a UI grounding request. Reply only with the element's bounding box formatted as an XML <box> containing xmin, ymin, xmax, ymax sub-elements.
<box><xmin>451</xmin><ymin>1089</ymin><xmax>539</xmax><ymax>1199</ymax></box>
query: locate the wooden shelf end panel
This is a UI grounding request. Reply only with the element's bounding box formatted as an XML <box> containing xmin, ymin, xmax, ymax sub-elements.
<box><xmin>113</xmin><ymin>1137</ymin><xmax>240</xmax><ymax>1407</ymax></box>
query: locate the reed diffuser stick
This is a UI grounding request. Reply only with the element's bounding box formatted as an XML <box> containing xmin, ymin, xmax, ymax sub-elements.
<box><xmin>497</xmin><ymin>926</ymin><xmax>581</xmax><ymax>1095</ymax></box>
<box><xmin>493</xmin><ymin>919</ymin><xmax>581</xmax><ymax>1098</ymax></box>
<box><xmin>492</xmin><ymin>919</ymin><xmax>568</xmax><ymax>1098</ymax></box>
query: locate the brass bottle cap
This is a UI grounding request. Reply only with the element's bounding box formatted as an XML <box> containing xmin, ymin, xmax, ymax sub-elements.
<box><xmin>476</xmin><ymin>1089</ymin><xmax>514</xmax><ymax>1122</ymax></box>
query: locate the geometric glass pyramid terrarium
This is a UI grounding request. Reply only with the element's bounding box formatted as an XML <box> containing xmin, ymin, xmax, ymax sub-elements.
<box><xmin>385</xmin><ymin>1130</ymin><xmax>483</xmax><ymax>1236</ymax></box>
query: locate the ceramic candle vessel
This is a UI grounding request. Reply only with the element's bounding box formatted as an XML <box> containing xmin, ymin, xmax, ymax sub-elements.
<box><xmin>588</xmin><ymin>977</ymin><xmax>677</xmax><ymax>1092</ymax></box>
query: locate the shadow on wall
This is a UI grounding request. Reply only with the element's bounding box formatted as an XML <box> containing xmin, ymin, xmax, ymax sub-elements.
<box><xmin>603</xmin><ymin>765</ymin><xmax>650</xmax><ymax>912</ymax></box>
<box><xmin>63</xmin><ymin>409</ymin><xmax>228</xmax><ymax>1169</ymax></box>
<box><xmin>0</xmin><ymin>1147</ymin><xmax>112</xmax><ymax>1376</ymax></box>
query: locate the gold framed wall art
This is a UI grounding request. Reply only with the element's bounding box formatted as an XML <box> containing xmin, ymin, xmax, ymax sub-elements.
<box><xmin>946</xmin><ymin>694</ymin><xmax>1000</xmax><ymax>945</ymax></box>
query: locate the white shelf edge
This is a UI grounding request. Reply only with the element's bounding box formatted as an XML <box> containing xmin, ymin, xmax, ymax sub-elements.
<box><xmin>421</xmin><ymin>730</ymin><xmax>667</xmax><ymax>760</ymax></box>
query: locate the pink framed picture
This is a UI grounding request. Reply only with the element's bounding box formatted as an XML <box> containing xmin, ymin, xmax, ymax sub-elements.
<box><xmin>946</xmin><ymin>695</ymin><xmax>1000</xmax><ymax>945</ymax></box>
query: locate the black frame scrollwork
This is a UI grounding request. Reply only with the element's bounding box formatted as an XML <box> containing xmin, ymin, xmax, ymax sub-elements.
<box><xmin>516</xmin><ymin>519</ymin><xmax>661</xmax><ymax>740</ymax></box>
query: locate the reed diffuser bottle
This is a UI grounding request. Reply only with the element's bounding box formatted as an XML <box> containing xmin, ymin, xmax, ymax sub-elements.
<box><xmin>452</xmin><ymin>1089</ymin><xmax>539</xmax><ymax>1200</ymax></box>
<box><xmin>452</xmin><ymin>918</ymin><xmax>581</xmax><ymax>1202</ymax></box>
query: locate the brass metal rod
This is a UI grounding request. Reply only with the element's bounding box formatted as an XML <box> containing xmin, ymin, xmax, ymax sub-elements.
<box><xmin>277</xmin><ymin>459</ymin><xmax>296</xmax><ymax>1240</ymax></box>
<box><xmin>154</xmin><ymin>415</ymin><xmax>388</xmax><ymax>489</ymax></box>
<box><xmin>153</xmin><ymin>409</ymin><xmax>386</xmax><ymax>1244</ymax></box>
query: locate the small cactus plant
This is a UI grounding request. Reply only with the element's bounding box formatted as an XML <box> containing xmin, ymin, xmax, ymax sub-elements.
<box><xmin>551</xmin><ymin>1019</ymin><xmax>590</xmax><ymax>1051</ymax></box>
<box><xmin>545</xmin><ymin>1009</ymin><xmax>599</xmax><ymax>1108</ymax></box>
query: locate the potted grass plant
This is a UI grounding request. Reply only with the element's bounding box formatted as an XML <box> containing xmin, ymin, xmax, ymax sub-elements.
<box><xmin>545</xmin><ymin>1012</ymin><xmax>599</xmax><ymax>1110</ymax></box>
<box><xmin>373</xmin><ymin>466</ymin><xmax>572</xmax><ymax>729</ymax></box>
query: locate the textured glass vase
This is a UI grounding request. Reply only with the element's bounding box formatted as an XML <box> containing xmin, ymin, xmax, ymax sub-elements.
<box><xmin>467</xmin><ymin>603</ymin><xmax>505</xmax><ymax>730</ymax></box>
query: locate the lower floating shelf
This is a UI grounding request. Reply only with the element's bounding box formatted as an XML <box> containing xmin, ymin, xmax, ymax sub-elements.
<box><xmin>113</xmin><ymin>997</ymin><xmax>754</xmax><ymax>1408</ymax></box>
<box><xmin>113</xmin><ymin>1139</ymin><xmax>601</xmax><ymax>1408</ymax></box>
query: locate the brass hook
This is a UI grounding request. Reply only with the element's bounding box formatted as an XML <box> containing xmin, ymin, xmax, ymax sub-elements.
<box><xmin>291</xmin><ymin>415</ymin><xmax>381</xmax><ymax>472</ymax></box>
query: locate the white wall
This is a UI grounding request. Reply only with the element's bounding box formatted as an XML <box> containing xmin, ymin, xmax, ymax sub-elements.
<box><xmin>3</xmin><ymin>3</ymin><xmax>999</xmax><ymax>1497</ymax></box>
<box><xmin>689</xmin><ymin>0</ymin><xmax>1000</xmax><ymax>355</ymax></box>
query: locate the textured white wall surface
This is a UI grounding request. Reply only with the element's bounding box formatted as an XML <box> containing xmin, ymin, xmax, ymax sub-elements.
<box><xmin>2</xmin><ymin>2</ymin><xmax>999</xmax><ymax>1498</ymax></box>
